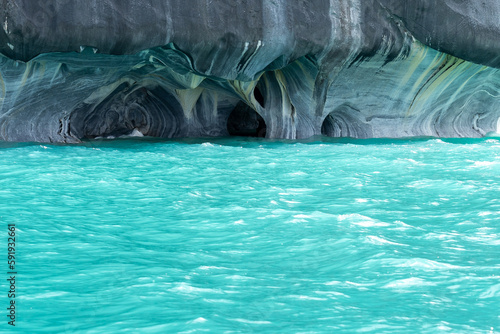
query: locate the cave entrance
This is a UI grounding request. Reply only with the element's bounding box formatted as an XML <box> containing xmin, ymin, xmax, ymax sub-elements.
<box><xmin>321</xmin><ymin>113</ymin><xmax>343</xmax><ymax>137</ymax></box>
<box><xmin>227</xmin><ymin>101</ymin><xmax>267</xmax><ymax>137</ymax></box>
<box><xmin>321</xmin><ymin>107</ymin><xmax>371</xmax><ymax>138</ymax></box>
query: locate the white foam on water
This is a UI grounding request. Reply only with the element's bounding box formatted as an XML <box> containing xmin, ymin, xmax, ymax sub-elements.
<box><xmin>226</xmin><ymin>275</ymin><xmax>257</xmax><ymax>281</ymax></box>
<box><xmin>384</xmin><ymin>277</ymin><xmax>433</xmax><ymax>289</ymax></box>
<box><xmin>170</xmin><ymin>282</ymin><xmax>222</xmax><ymax>294</ymax></box>
<box><xmin>473</xmin><ymin>161</ymin><xmax>496</xmax><ymax>167</ymax></box>
<box><xmin>230</xmin><ymin>318</ymin><xmax>272</xmax><ymax>325</ymax></box>
<box><xmin>338</xmin><ymin>213</ymin><xmax>390</xmax><ymax>227</ymax></box>
<box><xmin>287</xmin><ymin>295</ymin><xmax>328</xmax><ymax>301</ymax></box>
<box><xmin>189</xmin><ymin>317</ymin><xmax>207</xmax><ymax>324</ymax></box>
<box><xmin>198</xmin><ymin>266</ymin><xmax>230</xmax><ymax>271</ymax></box>
<box><xmin>366</xmin><ymin>235</ymin><xmax>407</xmax><ymax>246</ymax></box>
<box><xmin>479</xmin><ymin>283</ymin><xmax>500</xmax><ymax>299</ymax></box>
<box><xmin>203</xmin><ymin>299</ymin><xmax>235</xmax><ymax>304</ymax></box>
<box><xmin>395</xmin><ymin>258</ymin><xmax>463</xmax><ymax>270</ymax></box>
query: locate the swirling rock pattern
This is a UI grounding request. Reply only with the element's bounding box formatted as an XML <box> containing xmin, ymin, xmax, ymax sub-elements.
<box><xmin>0</xmin><ymin>0</ymin><xmax>499</xmax><ymax>142</ymax></box>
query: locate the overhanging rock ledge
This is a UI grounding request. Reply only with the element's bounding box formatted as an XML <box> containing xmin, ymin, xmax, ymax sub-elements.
<box><xmin>1</xmin><ymin>0</ymin><xmax>499</xmax><ymax>142</ymax></box>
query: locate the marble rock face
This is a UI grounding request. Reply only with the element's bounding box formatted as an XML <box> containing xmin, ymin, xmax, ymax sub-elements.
<box><xmin>0</xmin><ymin>0</ymin><xmax>499</xmax><ymax>142</ymax></box>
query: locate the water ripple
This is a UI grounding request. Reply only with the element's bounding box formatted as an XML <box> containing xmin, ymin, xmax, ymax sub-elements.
<box><xmin>0</xmin><ymin>137</ymin><xmax>498</xmax><ymax>333</ymax></box>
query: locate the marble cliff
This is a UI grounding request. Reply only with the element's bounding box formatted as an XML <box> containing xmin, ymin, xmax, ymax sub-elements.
<box><xmin>1</xmin><ymin>0</ymin><xmax>500</xmax><ymax>142</ymax></box>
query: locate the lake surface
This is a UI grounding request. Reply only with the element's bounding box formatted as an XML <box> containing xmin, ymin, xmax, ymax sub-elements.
<box><xmin>1</xmin><ymin>136</ymin><xmax>499</xmax><ymax>333</ymax></box>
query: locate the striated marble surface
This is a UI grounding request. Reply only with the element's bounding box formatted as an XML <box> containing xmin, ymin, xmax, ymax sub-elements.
<box><xmin>0</xmin><ymin>0</ymin><xmax>499</xmax><ymax>142</ymax></box>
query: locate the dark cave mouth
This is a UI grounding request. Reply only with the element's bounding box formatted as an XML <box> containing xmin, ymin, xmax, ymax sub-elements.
<box><xmin>227</xmin><ymin>102</ymin><xmax>267</xmax><ymax>138</ymax></box>
<box><xmin>71</xmin><ymin>95</ymin><xmax>269</xmax><ymax>141</ymax></box>
<box><xmin>67</xmin><ymin>81</ymin><xmax>271</xmax><ymax>141</ymax></box>
<box><xmin>70</xmin><ymin>84</ymin><xmax>185</xmax><ymax>141</ymax></box>
<box><xmin>321</xmin><ymin>114</ymin><xmax>342</xmax><ymax>138</ymax></box>
<box><xmin>78</xmin><ymin>110</ymin><xmax>151</xmax><ymax>140</ymax></box>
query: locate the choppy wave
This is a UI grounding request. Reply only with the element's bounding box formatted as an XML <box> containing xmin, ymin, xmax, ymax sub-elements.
<box><xmin>0</xmin><ymin>137</ymin><xmax>498</xmax><ymax>333</ymax></box>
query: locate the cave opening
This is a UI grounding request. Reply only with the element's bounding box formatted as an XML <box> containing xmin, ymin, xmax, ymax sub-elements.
<box><xmin>321</xmin><ymin>113</ymin><xmax>343</xmax><ymax>137</ymax></box>
<box><xmin>227</xmin><ymin>101</ymin><xmax>267</xmax><ymax>137</ymax></box>
<box><xmin>70</xmin><ymin>84</ymin><xmax>185</xmax><ymax>140</ymax></box>
<box><xmin>321</xmin><ymin>107</ymin><xmax>371</xmax><ymax>139</ymax></box>
<box><xmin>253</xmin><ymin>86</ymin><xmax>265</xmax><ymax>108</ymax></box>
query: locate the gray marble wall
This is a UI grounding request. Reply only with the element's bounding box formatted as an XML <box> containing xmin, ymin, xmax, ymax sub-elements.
<box><xmin>0</xmin><ymin>0</ymin><xmax>499</xmax><ymax>142</ymax></box>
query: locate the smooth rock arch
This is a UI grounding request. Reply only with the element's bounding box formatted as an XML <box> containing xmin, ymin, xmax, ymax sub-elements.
<box><xmin>321</xmin><ymin>105</ymin><xmax>372</xmax><ymax>138</ymax></box>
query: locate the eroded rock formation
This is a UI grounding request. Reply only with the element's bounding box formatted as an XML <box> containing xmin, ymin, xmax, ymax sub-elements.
<box><xmin>1</xmin><ymin>0</ymin><xmax>499</xmax><ymax>142</ymax></box>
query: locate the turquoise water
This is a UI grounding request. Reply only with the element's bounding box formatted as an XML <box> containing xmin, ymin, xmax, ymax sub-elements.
<box><xmin>1</xmin><ymin>137</ymin><xmax>499</xmax><ymax>333</ymax></box>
